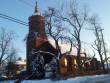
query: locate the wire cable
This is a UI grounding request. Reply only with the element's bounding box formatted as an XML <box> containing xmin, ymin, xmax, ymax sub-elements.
<box><xmin>18</xmin><ymin>0</ymin><xmax>33</xmax><ymax>7</ymax></box>
<box><xmin>0</xmin><ymin>13</ymin><xmax>28</xmax><ymax>26</ymax></box>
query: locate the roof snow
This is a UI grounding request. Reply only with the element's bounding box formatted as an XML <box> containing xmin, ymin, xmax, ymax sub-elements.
<box><xmin>15</xmin><ymin>60</ymin><xmax>26</xmax><ymax>65</ymax></box>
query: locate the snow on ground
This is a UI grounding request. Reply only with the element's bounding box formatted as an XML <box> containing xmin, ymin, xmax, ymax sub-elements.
<box><xmin>1</xmin><ymin>74</ymin><xmax>110</xmax><ymax>83</ymax></box>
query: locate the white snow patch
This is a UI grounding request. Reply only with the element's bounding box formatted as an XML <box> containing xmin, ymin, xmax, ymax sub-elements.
<box><xmin>15</xmin><ymin>60</ymin><xmax>26</xmax><ymax>65</ymax></box>
<box><xmin>1</xmin><ymin>74</ymin><xmax>110</xmax><ymax>83</ymax></box>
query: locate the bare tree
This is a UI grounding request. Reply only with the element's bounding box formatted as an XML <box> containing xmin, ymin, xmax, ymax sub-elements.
<box><xmin>59</xmin><ymin>1</ymin><xmax>88</xmax><ymax>74</ymax></box>
<box><xmin>100</xmin><ymin>29</ymin><xmax>109</xmax><ymax>71</ymax></box>
<box><xmin>6</xmin><ymin>49</ymin><xmax>17</xmax><ymax>78</ymax></box>
<box><xmin>7</xmin><ymin>47</ymin><xmax>17</xmax><ymax>63</ymax></box>
<box><xmin>89</xmin><ymin>16</ymin><xmax>106</xmax><ymax>72</ymax></box>
<box><xmin>45</xmin><ymin>7</ymin><xmax>62</xmax><ymax>58</ymax></box>
<box><xmin>0</xmin><ymin>28</ymin><xmax>16</xmax><ymax>65</ymax></box>
<box><xmin>44</xmin><ymin>7</ymin><xmax>64</xmax><ymax>78</ymax></box>
<box><xmin>44</xmin><ymin>7</ymin><xmax>73</xmax><ymax>78</ymax></box>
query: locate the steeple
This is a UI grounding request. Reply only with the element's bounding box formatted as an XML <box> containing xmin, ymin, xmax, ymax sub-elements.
<box><xmin>34</xmin><ymin>1</ymin><xmax>41</xmax><ymax>15</ymax></box>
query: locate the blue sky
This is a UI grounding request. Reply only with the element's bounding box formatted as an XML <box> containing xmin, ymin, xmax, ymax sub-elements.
<box><xmin>0</xmin><ymin>0</ymin><xmax>110</xmax><ymax>59</ymax></box>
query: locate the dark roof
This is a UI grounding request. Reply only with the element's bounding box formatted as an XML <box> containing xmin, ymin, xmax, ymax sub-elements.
<box><xmin>37</xmin><ymin>41</ymin><xmax>56</xmax><ymax>54</ymax></box>
<box><xmin>35</xmin><ymin>41</ymin><xmax>57</xmax><ymax>63</ymax></box>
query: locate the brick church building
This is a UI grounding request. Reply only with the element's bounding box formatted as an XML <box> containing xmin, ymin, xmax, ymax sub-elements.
<box><xmin>26</xmin><ymin>2</ymin><xmax>56</xmax><ymax>76</ymax></box>
<box><xmin>26</xmin><ymin>2</ymin><xmax>102</xmax><ymax>78</ymax></box>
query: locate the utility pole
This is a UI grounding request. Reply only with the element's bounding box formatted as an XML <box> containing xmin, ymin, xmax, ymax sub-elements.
<box><xmin>100</xmin><ymin>29</ymin><xmax>109</xmax><ymax>71</ymax></box>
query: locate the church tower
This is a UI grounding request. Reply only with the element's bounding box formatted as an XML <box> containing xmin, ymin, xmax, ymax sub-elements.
<box><xmin>26</xmin><ymin>2</ymin><xmax>48</xmax><ymax>74</ymax></box>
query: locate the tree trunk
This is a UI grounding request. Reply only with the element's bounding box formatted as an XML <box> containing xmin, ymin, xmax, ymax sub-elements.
<box><xmin>77</xmin><ymin>40</ymin><xmax>82</xmax><ymax>75</ymax></box>
<box><xmin>54</xmin><ymin>40</ymin><xmax>61</xmax><ymax>79</ymax></box>
<box><xmin>99</xmin><ymin>53</ymin><xmax>105</xmax><ymax>72</ymax></box>
<box><xmin>56</xmin><ymin>59</ymin><xmax>60</xmax><ymax>79</ymax></box>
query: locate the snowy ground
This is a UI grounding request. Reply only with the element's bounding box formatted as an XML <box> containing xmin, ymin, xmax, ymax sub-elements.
<box><xmin>1</xmin><ymin>74</ymin><xmax>110</xmax><ymax>83</ymax></box>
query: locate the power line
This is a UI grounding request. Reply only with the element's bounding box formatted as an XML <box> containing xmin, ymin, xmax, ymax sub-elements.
<box><xmin>0</xmin><ymin>13</ymin><xmax>28</xmax><ymax>26</ymax></box>
<box><xmin>18</xmin><ymin>0</ymin><xmax>33</xmax><ymax>7</ymax></box>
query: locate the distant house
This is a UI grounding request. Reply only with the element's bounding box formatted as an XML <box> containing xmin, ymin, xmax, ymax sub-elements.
<box><xmin>14</xmin><ymin>60</ymin><xmax>26</xmax><ymax>75</ymax></box>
